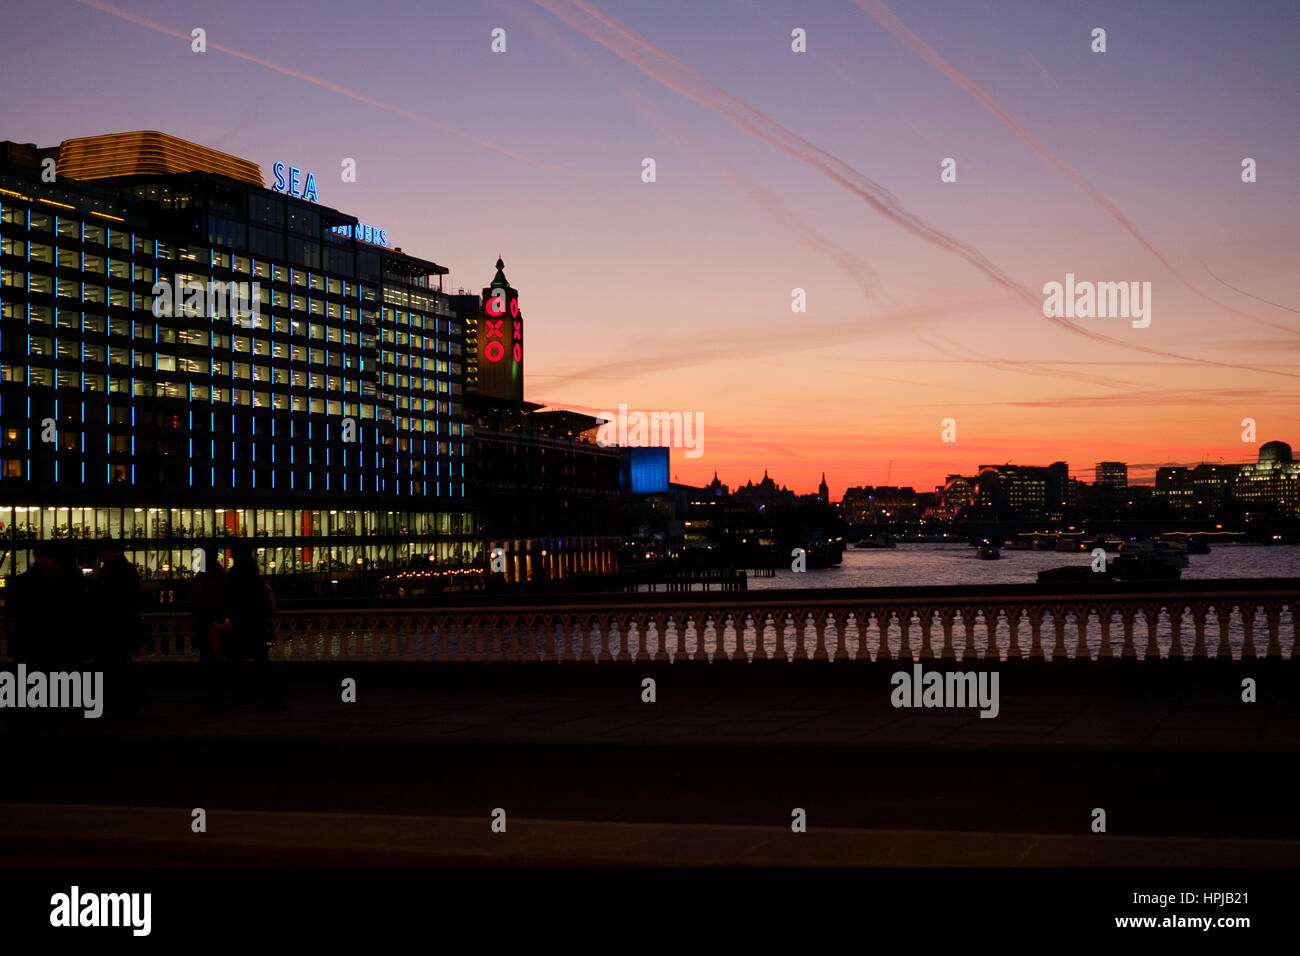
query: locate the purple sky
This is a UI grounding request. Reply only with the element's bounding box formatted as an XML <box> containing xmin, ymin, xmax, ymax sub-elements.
<box><xmin>3</xmin><ymin>0</ymin><xmax>1298</xmax><ymax>493</ymax></box>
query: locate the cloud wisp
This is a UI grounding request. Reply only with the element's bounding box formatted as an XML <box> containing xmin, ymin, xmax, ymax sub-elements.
<box><xmin>852</xmin><ymin>0</ymin><xmax>1300</xmax><ymax>337</ymax></box>
<box><xmin>76</xmin><ymin>0</ymin><xmax>566</xmax><ymax>172</ymax></box>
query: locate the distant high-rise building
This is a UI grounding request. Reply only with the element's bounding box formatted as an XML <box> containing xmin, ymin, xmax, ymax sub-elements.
<box><xmin>936</xmin><ymin>475</ymin><xmax>976</xmax><ymax>519</ymax></box>
<box><xmin>975</xmin><ymin>464</ymin><xmax>1051</xmax><ymax>517</ymax></box>
<box><xmin>1095</xmin><ymin>461</ymin><xmax>1128</xmax><ymax>490</ymax></box>
<box><xmin>1191</xmin><ymin>462</ymin><xmax>1240</xmax><ymax>515</ymax></box>
<box><xmin>841</xmin><ymin>485</ymin><xmax>917</xmax><ymax>523</ymax></box>
<box><xmin>1154</xmin><ymin>467</ymin><xmax>1193</xmax><ymax>510</ymax></box>
<box><xmin>1234</xmin><ymin>441</ymin><xmax>1300</xmax><ymax>518</ymax></box>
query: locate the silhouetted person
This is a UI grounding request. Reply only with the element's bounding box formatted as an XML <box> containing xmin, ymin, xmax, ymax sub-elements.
<box><xmin>224</xmin><ymin>543</ymin><xmax>281</xmax><ymax>709</ymax></box>
<box><xmin>92</xmin><ymin>539</ymin><xmax>143</xmax><ymax>661</ymax></box>
<box><xmin>187</xmin><ymin>548</ymin><xmax>227</xmax><ymax>676</ymax></box>
<box><xmin>91</xmin><ymin>539</ymin><xmax>144</xmax><ymax>717</ymax></box>
<box><xmin>6</xmin><ymin>542</ymin><xmax>87</xmax><ymax>669</ymax></box>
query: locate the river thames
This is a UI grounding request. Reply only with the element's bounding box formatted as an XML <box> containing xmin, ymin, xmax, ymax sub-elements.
<box><xmin>748</xmin><ymin>542</ymin><xmax>1300</xmax><ymax>590</ymax></box>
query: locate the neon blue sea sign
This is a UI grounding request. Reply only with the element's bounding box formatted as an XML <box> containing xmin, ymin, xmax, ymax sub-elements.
<box><xmin>271</xmin><ymin>162</ymin><xmax>319</xmax><ymax>202</ymax></box>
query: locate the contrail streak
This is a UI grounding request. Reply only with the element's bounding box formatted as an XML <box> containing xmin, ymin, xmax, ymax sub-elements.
<box><xmin>499</xmin><ymin>0</ymin><xmax>882</xmax><ymax>301</ymax></box>
<box><xmin>852</xmin><ymin>0</ymin><xmax>1300</xmax><ymax>336</ymax></box>
<box><xmin>1202</xmin><ymin>261</ymin><xmax>1300</xmax><ymax>316</ymax></box>
<box><xmin>75</xmin><ymin>0</ymin><xmax>566</xmax><ymax>172</ymax></box>
<box><xmin>532</xmin><ymin>0</ymin><xmax>1300</xmax><ymax>380</ymax></box>
<box><xmin>530</xmin><ymin>0</ymin><xmax>1039</xmax><ymax>308</ymax></box>
<box><xmin>540</xmin><ymin>296</ymin><xmax>1004</xmax><ymax>389</ymax></box>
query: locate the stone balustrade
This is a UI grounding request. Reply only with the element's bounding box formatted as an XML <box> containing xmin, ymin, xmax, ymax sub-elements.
<box><xmin>4</xmin><ymin>579</ymin><xmax>1290</xmax><ymax>663</ymax></box>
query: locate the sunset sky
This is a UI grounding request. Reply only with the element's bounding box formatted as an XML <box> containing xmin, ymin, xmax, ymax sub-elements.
<box><xmin>3</xmin><ymin>0</ymin><xmax>1297</xmax><ymax>495</ymax></box>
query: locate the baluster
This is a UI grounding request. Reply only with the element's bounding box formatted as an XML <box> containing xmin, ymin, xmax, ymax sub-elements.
<box><xmin>872</xmin><ymin>612</ymin><xmax>888</xmax><ymax>662</ymax></box>
<box><xmin>1143</xmin><ymin>609</ymin><xmax>1159</xmax><ymax>660</ymax></box>
<box><xmin>1168</xmin><ymin>606</ymin><xmax>1184</xmax><ymax>661</ymax></box>
<box><xmin>628</xmin><ymin>618</ymin><xmax>642</xmax><ymax>663</ymax></box>
<box><xmin>940</xmin><ymin>614</ymin><xmax>955</xmax><ymax>661</ymax></box>
<box><xmin>598</xmin><ymin>617</ymin><xmax>614</xmax><ymax>662</ymax></box>
<box><xmin>812</xmin><ymin>616</ymin><xmax>828</xmax><ymax>661</ymax></box>
<box><xmin>1075</xmin><ymin>608</ymin><xmax>1091</xmax><ymax>660</ymax></box>
<box><xmin>577</xmin><ymin>617</ymin><xmax>590</xmax><ymax>662</ymax></box>
<box><xmin>675</xmin><ymin>616</ymin><xmax>688</xmax><ymax>662</ymax></box>
<box><xmin>791</xmin><ymin>613</ymin><xmax>806</xmax><ymax>661</ymax></box>
<box><xmin>652</xmin><ymin>617</ymin><xmax>669</xmax><ymax>663</ymax></box>
<box><xmin>1052</xmin><ymin>610</ymin><xmax>1067</xmax><ymax>661</ymax></box>
<box><xmin>898</xmin><ymin>612</ymin><xmax>912</xmax><ymax>661</ymax></box>
<box><xmin>752</xmin><ymin>614</ymin><xmax>768</xmax><ymax>662</ymax></box>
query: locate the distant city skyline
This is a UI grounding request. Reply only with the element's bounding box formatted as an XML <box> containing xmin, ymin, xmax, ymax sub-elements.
<box><xmin>3</xmin><ymin>0</ymin><xmax>1296</xmax><ymax>493</ymax></box>
<box><xmin>706</xmin><ymin>436</ymin><xmax>1297</xmax><ymax>500</ymax></box>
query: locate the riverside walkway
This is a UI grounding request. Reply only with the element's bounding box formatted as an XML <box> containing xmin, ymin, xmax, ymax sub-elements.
<box><xmin>2</xmin><ymin>579</ymin><xmax>1296</xmax><ymax>865</ymax></box>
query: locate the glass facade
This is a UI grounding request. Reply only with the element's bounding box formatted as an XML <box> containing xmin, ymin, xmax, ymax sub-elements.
<box><xmin>0</xmin><ymin>149</ymin><xmax>482</xmax><ymax>592</ymax></box>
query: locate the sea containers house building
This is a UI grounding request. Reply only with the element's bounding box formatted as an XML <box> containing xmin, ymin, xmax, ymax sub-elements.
<box><xmin>0</xmin><ymin>131</ymin><xmax>480</xmax><ymax>599</ymax></box>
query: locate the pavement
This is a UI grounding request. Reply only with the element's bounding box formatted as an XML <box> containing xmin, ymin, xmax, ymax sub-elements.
<box><xmin>2</xmin><ymin>660</ymin><xmax>1298</xmax><ymax>865</ymax></box>
<box><xmin>2</xmin><ymin>803</ymin><xmax>1295</xmax><ymax>866</ymax></box>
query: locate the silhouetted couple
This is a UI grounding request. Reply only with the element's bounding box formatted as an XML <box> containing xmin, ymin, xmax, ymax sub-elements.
<box><xmin>6</xmin><ymin>539</ymin><xmax>145</xmax><ymax>716</ymax></box>
<box><xmin>190</xmin><ymin>543</ymin><xmax>282</xmax><ymax>710</ymax></box>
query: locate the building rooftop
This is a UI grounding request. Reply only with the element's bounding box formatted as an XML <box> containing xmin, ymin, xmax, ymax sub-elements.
<box><xmin>55</xmin><ymin>130</ymin><xmax>264</xmax><ymax>188</ymax></box>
